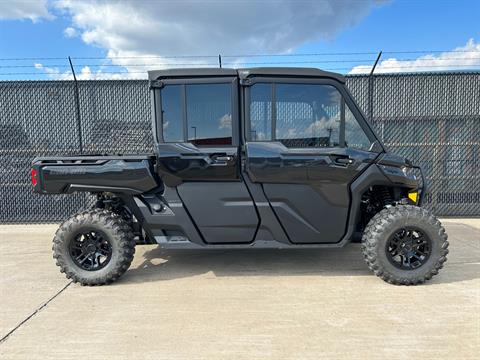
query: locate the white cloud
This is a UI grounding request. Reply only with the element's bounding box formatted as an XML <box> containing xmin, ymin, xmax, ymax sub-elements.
<box><xmin>349</xmin><ymin>39</ymin><xmax>480</xmax><ymax>74</ymax></box>
<box><xmin>34</xmin><ymin>62</ymin><xmax>138</xmax><ymax>80</ymax></box>
<box><xmin>254</xmin><ymin>131</ymin><xmax>267</xmax><ymax>141</ymax></box>
<box><xmin>218</xmin><ymin>114</ymin><xmax>232</xmax><ymax>130</ymax></box>
<box><xmin>76</xmin><ymin>66</ymin><xmax>139</xmax><ymax>80</ymax></box>
<box><xmin>280</xmin><ymin>128</ymin><xmax>298</xmax><ymax>139</ymax></box>
<box><xmin>53</xmin><ymin>0</ymin><xmax>385</xmax><ymax>76</ymax></box>
<box><xmin>33</xmin><ymin>63</ymin><xmax>69</xmax><ymax>79</ymax></box>
<box><xmin>0</xmin><ymin>0</ymin><xmax>52</xmax><ymax>22</ymax></box>
<box><xmin>305</xmin><ymin>117</ymin><xmax>339</xmax><ymax>136</ymax></box>
<box><xmin>276</xmin><ymin>117</ymin><xmax>340</xmax><ymax>140</ymax></box>
<box><xmin>63</xmin><ymin>26</ymin><xmax>77</xmax><ymax>38</ymax></box>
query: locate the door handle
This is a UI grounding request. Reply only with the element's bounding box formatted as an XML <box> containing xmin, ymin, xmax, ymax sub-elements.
<box><xmin>213</xmin><ymin>156</ymin><xmax>233</xmax><ymax>162</ymax></box>
<box><xmin>209</xmin><ymin>155</ymin><xmax>233</xmax><ymax>166</ymax></box>
<box><xmin>332</xmin><ymin>156</ymin><xmax>354</xmax><ymax>166</ymax></box>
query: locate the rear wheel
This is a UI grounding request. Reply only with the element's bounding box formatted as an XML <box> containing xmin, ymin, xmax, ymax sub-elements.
<box><xmin>362</xmin><ymin>205</ymin><xmax>448</xmax><ymax>285</ymax></box>
<box><xmin>53</xmin><ymin>209</ymin><xmax>135</xmax><ymax>286</ymax></box>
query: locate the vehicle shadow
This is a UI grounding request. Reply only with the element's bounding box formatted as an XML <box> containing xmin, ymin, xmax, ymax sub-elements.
<box><xmin>122</xmin><ymin>244</ymin><xmax>369</xmax><ymax>283</ymax></box>
<box><xmin>119</xmin><ymin>242</ymin><xmax>479</xmax><ymax>285</ymax></box>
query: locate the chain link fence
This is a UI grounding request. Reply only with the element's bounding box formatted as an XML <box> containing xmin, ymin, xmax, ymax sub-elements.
<box><xmin>346</xmin><ymin>72</ymin><xmax>480</xmax><ymax>216</ymax></box>
<box><xmin>1</xmin><ymin>72</ymin><xmax>479</xmax><ymax>222</ymax></box>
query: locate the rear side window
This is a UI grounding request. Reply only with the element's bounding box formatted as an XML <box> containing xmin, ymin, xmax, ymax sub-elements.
<box><xmin>186</xmin><ymin>84</ymin><xmax>232</xmax><ymax>146</ymax></box>
<box><xmin>160</xmin><ymin>83</ymin><xmax>233</xmax><ymax>146</ymax></box>
<box><xmin>161</xmin><ymin>85</ymin><xmax>183</xmax><ymax>142</ymax></box>
<box><xmin>250</xmin><ymin>84</ymin><xmax>272</xmax><ymax>141</ymax></box>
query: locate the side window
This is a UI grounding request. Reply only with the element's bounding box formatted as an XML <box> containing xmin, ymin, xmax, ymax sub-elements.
<box><xmin>345</xmin><ymin>105</ymin><xmax>373</xmax><ymax>151</ymax></box>
<box><xmin>248</xmin><ymin>82</ymin><xmax>374</xmax><ymax>151</ymax></box>
<box><xmin>186</xmin><ymin>83</ymin><xmax>232</xmax><ymax>146</ymax></box>
<box><xmin>276</xmin><ymin>84</ymin><xmax>340</xmax><ymax>148</ymax></box>
<box><xmin>160</xmin><ymin>82</ymin><xmax>233</xmax><ymax>145</ymax></box>
<box><xmin>250</xmin><ymin>84</ymin><xmax>272</xmax><ymax>141</ymax></box>
<box><xmin>161</xmin><ymin>85</ymin><xmax>183</xmax><ymax>142</ymax></box>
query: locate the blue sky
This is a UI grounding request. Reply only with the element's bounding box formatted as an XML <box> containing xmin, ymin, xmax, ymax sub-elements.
<box><xmin>0</xmin><ymin>0</ymin><xmax>479</xmax><ymax>80</ymax></box>
<box><xmin>298</xmin><ymin>0</ymin><xmax>480</xmax><ymax>54</ymax></box>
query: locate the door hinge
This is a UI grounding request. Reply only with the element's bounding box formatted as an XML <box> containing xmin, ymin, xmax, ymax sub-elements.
<box><xmin>149</xmin><ymin>80</ymin><xmax>164</xmax><ymax>89</ymax></box>
<box><xmin>240</xmin><ymin>78</ymin><xmax>253</xmax><ymax>86</ymax></box>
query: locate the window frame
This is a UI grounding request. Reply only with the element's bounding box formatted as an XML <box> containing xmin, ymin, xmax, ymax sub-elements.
<box><xmin>155</xmin><ymin>77</ymin><xmax>239</xmax><ymax>147</ymax></box>
<box><xmin>244</xmin><ymin>77</ymin><xmax>380</xmax><ymax>151</ymax></box>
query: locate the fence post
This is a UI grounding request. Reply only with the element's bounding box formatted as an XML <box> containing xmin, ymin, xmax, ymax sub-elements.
<box><xmin>68</xmin><ymin>56</ymin><xmax>83</xmax><ymax>154</ymax></box>
<box><xmin>368</xmin><ymin>51</ymin><xmax>382</xmax><ymax>124</ymax></box>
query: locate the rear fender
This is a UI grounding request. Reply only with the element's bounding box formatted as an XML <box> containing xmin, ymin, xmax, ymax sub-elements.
<box><xmin>118</xmin><ymin>187</ymin><xmax>204</xmax><ymax>246</ymax></box>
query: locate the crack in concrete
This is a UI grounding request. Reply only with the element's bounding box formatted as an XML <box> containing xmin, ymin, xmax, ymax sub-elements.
<box><xmin>0</xmin><ymin>281</ymin><xmax>72</xmax><ymax>345</ymax></box>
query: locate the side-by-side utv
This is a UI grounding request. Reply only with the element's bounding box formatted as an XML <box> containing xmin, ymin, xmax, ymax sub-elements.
<box><xmin>32</xmin><ymin>68</ymin><xmax>448</xmax><ymax>285</ymax></box>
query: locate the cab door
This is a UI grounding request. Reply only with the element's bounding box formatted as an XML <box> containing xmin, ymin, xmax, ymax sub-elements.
<box><xmin>155</xmin><ymin>77</ymin><xmax>258</xmax><ymax>244</ymax></box>
<box><xmin>244</xmin><ymin>79</ymin><xmax>379</xmax><ymax>244</ymax></box>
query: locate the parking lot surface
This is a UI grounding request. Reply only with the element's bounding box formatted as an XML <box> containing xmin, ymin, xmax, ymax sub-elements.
<box><xmin>0</xmin><ymin>220</ymin><xmax>479</xmax><ymax>359</ymax></box>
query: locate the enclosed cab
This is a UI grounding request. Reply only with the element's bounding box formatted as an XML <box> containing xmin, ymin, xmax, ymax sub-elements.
<box><xmin>33</xmin><ymin>68</ymin><xmax>448</xmax><ymax>286</ymax></box>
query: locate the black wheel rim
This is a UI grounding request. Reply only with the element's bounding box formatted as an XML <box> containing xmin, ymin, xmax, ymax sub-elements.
<box><xmin>386</xmin><ymin>227</ymin><xmax>431</xmax><ymax>270</ymax></box>
<box><xmin>69</xmin><ymin>229</ymin><xmax>112</xmax><ymax>271</ymax></box>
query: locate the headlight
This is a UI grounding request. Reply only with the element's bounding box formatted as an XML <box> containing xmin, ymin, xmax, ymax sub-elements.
<box><xmin>401</xmin><ymin>166</ymin><xmax>417</xmax><ymax>180</ymax></box>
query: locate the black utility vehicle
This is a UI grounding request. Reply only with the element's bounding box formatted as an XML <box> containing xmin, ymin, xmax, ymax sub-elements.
<box><xmin>32</xmin><ymin>68</ymin><xmax>448</xmax><ymax>286</ymax></box>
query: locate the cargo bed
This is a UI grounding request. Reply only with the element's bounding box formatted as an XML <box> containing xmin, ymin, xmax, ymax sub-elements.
<box><xmin>32</xmin><ymin>155</ymin><xmax>158</xmax><ymax>195</ymax></box>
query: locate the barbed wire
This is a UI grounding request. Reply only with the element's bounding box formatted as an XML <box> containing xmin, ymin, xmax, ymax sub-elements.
<box><xmin>2</xmin><ymin>64</ymin><xmax>480</xmax><ymax>77</ymax></box>
<box><xmin>2</xmin><ymin>57</ymin><xmax>480</xmax><ymax>69</ymax></box>
<box><xmin>0</xmin><ymin>49</ymin><xmax>480</xmax><ymax>62</ymax></box>
<box><xmin>0</xmin><ymin>50</ymin><xmax>479</xmax><ymax>78</ymax></box>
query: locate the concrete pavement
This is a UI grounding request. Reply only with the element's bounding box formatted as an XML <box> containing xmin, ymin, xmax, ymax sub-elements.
<box><xmin>0</xmin><ymin>220</ymin><xmax>479</xmax><ymax>359</ymax></box>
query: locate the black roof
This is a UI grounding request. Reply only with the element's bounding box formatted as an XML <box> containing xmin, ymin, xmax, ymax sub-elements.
<box><xmin>148</xmin><ymin>67</ymin><xmax>345</xmax><ymax>83</ymax></box>
<box><xmin>148</xmin><ymin>68</ymin><xmax>237</xmax><ymax>80</ymax></box>
<box><xmin>237</xmin><ymin>67</ymin><xmax>345</xmax><ymax>83</ymax></box>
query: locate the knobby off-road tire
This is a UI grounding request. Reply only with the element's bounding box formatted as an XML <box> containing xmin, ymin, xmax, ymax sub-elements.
<box><xmin>362</xmin><ymin>205</ymin><xmax>449</xmax><ymax>285</ymax></box>
<box><xmin>53</xmin><ymin>209</ymin><xmax>135</xmax><ymax>286</ymax></box>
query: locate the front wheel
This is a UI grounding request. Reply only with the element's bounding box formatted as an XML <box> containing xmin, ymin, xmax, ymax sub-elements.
<box><xmin>362</xmin><ymin>205</ymin><xmax>448</xmax><ymax>285</ymax></box>
<box><xmin>53</xmin><ymin>209</ymin><xmax>136</xmax><ymax>285</ymax></box>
